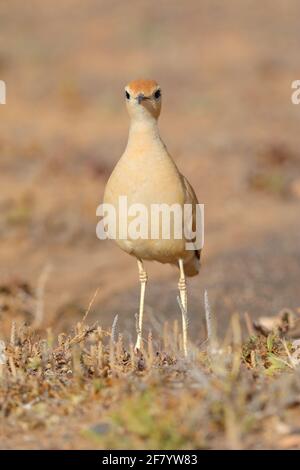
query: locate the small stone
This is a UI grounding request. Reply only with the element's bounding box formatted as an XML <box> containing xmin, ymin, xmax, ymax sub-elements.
<box><xmin>89</xmin><ymin>422</ymin><xmax>110</xmax><ymax>435</ymax></box>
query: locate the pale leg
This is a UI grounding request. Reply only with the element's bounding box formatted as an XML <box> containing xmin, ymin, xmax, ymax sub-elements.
<box><xmin>178</xmin><ymin>259</ymin><xmax>188</xmax><ymax>357</ymax></box>
<box><xmin>135</xmin><ymin>259</ymin><xmax>148</xmax><ymax>351</ymax></box>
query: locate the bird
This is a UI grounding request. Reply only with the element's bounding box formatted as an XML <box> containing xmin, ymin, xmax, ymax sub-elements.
<box><xmin>103</xmin><ymin>79</ymin><xmax>201</xmax><ymax>356</ymax></box>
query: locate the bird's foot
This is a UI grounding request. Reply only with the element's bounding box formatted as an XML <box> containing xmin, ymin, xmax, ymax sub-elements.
<box><xmin>134</xmin><ymin>336</ymin><xmax>143</xmax><ymax>354</ymax></box>
<box><xmin>134</xmin><ymin>345</ymin><xmax>142</xmax><ymax>355</ymax></box>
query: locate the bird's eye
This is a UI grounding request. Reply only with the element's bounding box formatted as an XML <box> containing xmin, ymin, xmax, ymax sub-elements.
<box><xmin>154</xmin><ymin>89</ymin><xmax>161</xmax><ymax>99</ymax></box>
<box><xmin>125</xmin><ymin>91</ymin><xmax>130</xmax><ymax>100</ymax></box>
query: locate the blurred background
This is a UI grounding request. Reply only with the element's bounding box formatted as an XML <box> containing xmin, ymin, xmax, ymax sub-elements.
<box><xmin>0</xmin><ymin>0</ymin><xmax>299</xmax><ymax>341</ymax></box>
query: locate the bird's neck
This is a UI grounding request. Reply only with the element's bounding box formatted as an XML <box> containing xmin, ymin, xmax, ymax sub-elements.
<box><xmin>126</xmin><ymin>119</ymin><xmax>165</xmax><ymax>153</ymax></box>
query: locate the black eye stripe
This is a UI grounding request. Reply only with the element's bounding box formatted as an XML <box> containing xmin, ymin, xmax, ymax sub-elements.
<box><xmin>125</xmin><ymin>91</ymin><xmax>130</xmax><ymax>99</ymax></box>
<box><xmin>154</xmin><ymin>89</ymin><xmax>161</xmax><ymax>99</ymax></box>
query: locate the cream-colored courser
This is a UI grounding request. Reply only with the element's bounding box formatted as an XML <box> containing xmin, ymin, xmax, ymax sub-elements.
<box><xmin>103</xmin><ymin>79</ymin><xmax>201</xmax><ymax>356</ymax></box>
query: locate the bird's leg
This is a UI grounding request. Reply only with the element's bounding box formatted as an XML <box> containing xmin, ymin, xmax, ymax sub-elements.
<box><xmin>178</xmin><ymin>259</ymin><xmax>188</xmax><ymax>357</ymax></box>
<box><xmin>135</xmin><ymin>259</ymin><xmax>148</xmax><ymax>352</ymax></box>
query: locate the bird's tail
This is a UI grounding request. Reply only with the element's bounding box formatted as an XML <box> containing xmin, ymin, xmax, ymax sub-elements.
<box><xmin>184</xmin><ymin>250</ymin><xmax>201</xmax><ymax>277</ymax></box>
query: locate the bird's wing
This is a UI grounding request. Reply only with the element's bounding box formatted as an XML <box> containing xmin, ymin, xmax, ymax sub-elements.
<box><xmin>181</xmin><ymin>174</ymin><xmax>199</xmax><ymax>205</ymax></box>
<box><xmin>181</xmin><ymin>175</ymin><xmax>202</xmax><ymax>258</ymax></box>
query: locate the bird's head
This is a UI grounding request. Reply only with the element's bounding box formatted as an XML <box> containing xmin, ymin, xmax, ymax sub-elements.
<box><xmin>124</xmin><ymin>79</ymin><xmax>162</xmax><ymax>122</ymax></box>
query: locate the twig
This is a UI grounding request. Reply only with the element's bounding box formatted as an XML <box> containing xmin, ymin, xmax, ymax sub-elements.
<box><xmin>34</xmin><ymin>264</ymin><xmax>52</xmax><ymax>328</ymax></box>
<box><xmin>82</xmin><ymin>287</ymin><xmax>99</xmax><ymax>323</ymax></box>
<box><xmin>244</xmin><ymin>312</ymin><xmax>255</xmax><ymax>337</ymax></box>
<box><xmin>10</xmin><ymin>321</ymin><xmax>16</xmax><ymax>346</ymax></box>
<box><xmin>282</xmin><ymin>338</ymin><xmax>297</xmax><ymax>369</ymax></box>
<box><xmin>0</xmin><ymin>340</ymin><xmax>6</xmax><ymax>365</ymax></box>
<box><xmin>68</xmin><ymin>322</ymin><xmax>98</xmax><ymax>346</ymax></box>
<box><xmin>204</xmin><ymin>289</ymin><xmax>217</xmax><ymax>351</ymax></box>
<box><xmin>111</xmin><ymin>314</ymin><xmax>119</xmax><ymax>344</ymax></box>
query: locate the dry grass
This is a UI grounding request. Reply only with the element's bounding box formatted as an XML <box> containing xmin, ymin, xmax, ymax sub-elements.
<box><xmin>1</xmin><ymin>298</ymin><xmax>300</xmax><ymax>450</ymax></box>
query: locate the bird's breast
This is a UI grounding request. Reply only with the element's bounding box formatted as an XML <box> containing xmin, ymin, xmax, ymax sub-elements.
<box><xmin>102</xmin><ymin>149</ymin><xmax>187</xmax><ymax>261</ymax></box>
<box><xmin>104</xmin><ymin>149</ymin><xmax>185</xmax><ymax>207</ymax></box>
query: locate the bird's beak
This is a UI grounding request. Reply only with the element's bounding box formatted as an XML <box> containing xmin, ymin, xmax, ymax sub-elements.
<box><xmin>136</xmin><ymin>93</ymin><xmax>147</xmax><ymax>104</ymax></box>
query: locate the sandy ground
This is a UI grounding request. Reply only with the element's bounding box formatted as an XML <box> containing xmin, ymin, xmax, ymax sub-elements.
<box><xmin>1</xmin><ymin>1</ymin><xmax>299</xmax><ymax>334</ymax></box>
